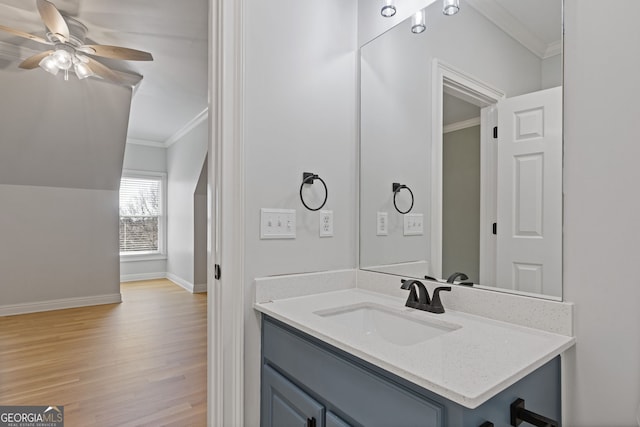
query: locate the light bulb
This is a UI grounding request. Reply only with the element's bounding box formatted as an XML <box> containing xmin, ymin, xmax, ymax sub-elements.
<box><xmin>443</xmin><ymin>0</ymin><xmax>460</xmax><ymax>16</ymax></box>
<box><xmin>381</xmin><ymin>0</ymin><xmax>396</xmax><ymax>17</ymax></box>
<box><xmin>411</xmin><ymin>10</ymin><xmax>426</xmax><ymax>34</ymax></box>
<box><xmin>53</xmin><ymin>50</ymin><xmax>73</xmax><ymax>70</ymax></box>
<box><xmin>74</xmin><ymin>62</ymin><xmax>94</xmax><ymax>80</ymax></box>
<box><xmin>39</xmin><ymin>54</ymin><xmax>59</xmax><ymax>75</ymax></box>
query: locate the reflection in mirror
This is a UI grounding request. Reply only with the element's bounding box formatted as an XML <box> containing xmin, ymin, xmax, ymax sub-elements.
<box><xmin>360</xmin><ymin>0</ymin><xmax>563</xmax><ymax>299</ymax></box>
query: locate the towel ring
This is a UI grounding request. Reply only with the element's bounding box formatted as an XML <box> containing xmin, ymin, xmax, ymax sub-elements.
<box><xmin>300</xmin><ymin>172</ymin><xmax>328</xmax><ymax>211</ymax></box>
<box><xmin>392</xmin><ymin>182</ymin><xmax>414</xmax><ymax>214</ymax></box>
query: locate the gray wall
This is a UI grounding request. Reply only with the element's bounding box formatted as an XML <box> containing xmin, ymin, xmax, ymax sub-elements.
<box><xmin>243</xmin><ymin>0</ymin><xmax>358</xmax><ymax>423</ymax></box>
<box><xmin>166</xmin><ymin>119</ymin><xmax>208</xmax><ymax>287</ymax></box>
<box><xmin>563</xmin><ymin>0</ymin><xmax>640</xmax><ymax>424</ymax></box>
<box><xmin>0</xmin><ymin>69</ymin><xmax>131</xmax><ymax>308</ymax></box>
<box><xmin>359</xmin><ymin>2</ymin><xmax>543</xmax><ymax>271</ymax></box>
<box><xmin>122</xmin><ymin>144</ymin><xmax>167</xmax><ymax>173</ymax></box>
<box><xmin>541</xmin><ymin>54</ymin><xmax>562</xmax><ymax>89</ymax></box>
<box><xmin>0</xmin><ymin>185</ymin><xmax>120</xmax><ymax>305</ymax></box>
<box><xmin>194</xmin><ymin>157</ymin><xmax>208</xmax><ymax>286</ymax></box>
<box><xmin>442</xmin><ymin>125</ymin><xmax>480</xmax><ymax>283</ymax></box>
<box><xmin>120</xmin><ymin>143</ymin><xmax>168</xmax><ymax>280</ymax></box>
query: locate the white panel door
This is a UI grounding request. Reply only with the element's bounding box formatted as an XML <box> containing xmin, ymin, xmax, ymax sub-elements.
<box><xmin>496</xmin><ymin>87</ymin><xmax>562</xmax><ymax>297</ymax></box>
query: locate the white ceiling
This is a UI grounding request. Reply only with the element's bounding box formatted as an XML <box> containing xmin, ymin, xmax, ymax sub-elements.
<box><xmin>465</xmin><ymin>0</ymin><xmax>562</xmax><ymax>58</ymax></box>
<box><xmin>0</xmin><ymin>0</ymin><xmax>209</xmax><ymax>144</ymax></box>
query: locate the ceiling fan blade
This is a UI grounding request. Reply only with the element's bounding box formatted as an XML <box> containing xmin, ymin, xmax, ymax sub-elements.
<box><xmin>36</xmin><ymin>0</ymin><xmax>70</xmax><ymax>42</ymax></box>
<box><xmin>0</xmin><ymin>24</ymin><xmax>52</xmax><ymax>45</ymax></box>
<box><xmin>85</xmin><ymin>57</ymin><xmax>127</xmax><ymax>84</ymax></box>
<box><xmin>80</xmin><ymin>44</ymin><xmax>153</xmax><ymax>61</ymax></box>
<box><xmin>19</xmin><ymin>50</ymin><xmax>54</xmax><ymax>69</ymax></box>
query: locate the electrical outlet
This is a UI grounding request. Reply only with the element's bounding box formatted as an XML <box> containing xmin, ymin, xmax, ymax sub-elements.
<box><xmin>403</xmin><ymin>213</ymin><xmax>424</xmax><ymax>236</ymax></box>
<box><xmin>260</xmin><ymin>208</ymin><xmax>296</xmax><ymax>239</ymax></box>
<box><xmin>319</xmin><ymin>210</ymin><xmax>333</xmax><ymax>237</ymax></box>
<box><xmin>377</xmin><ymin>212</ymin><xmax>388</xmax><ymax>236</ymax></box>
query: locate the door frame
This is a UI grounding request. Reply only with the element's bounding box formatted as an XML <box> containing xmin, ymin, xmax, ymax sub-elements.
<box><xmin>430</xmin><ymin>59</ymin><xmax>504</xmax><ymax>280</ymax></box>
<box><xmin>208</xmin><ymin>0</ymin><xmax>245</xmax><ymax>425</ymax></box>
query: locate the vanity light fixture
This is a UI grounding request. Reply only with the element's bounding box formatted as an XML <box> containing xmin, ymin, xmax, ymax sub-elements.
<box><xmin>381</xmin><ymin>0</ymin><xmax>396</xmax><ymax>18</ymax></box>
<box><xmin>442</xmin><ymin>0</ymin><xmax>460</xmax><ymax>16</ymax></box>
<box><xmin>411</xmin><ymin>9</ymin><xmax>426</xmax><ymax>34</ymax></box>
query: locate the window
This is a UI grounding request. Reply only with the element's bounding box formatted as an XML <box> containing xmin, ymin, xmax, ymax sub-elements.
<box><xmin>119</xmin><ymin>171</ymin><xmax>166</xmax><ymax>257</ymax></box>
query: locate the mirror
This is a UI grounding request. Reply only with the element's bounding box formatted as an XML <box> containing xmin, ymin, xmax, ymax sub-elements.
<box><xmin>359</xmin><ymin>0</ymin><xmax>563</xmax><ymax>299</ymax></box>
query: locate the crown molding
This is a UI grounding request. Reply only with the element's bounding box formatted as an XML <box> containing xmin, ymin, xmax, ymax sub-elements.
<box><xmin>164</xmin><ymin>108</ymin><xmax>209</xmax><ymax>147</ymax></box>
<box><xmin>444</xmin><ymin>117</ymin><xmax>481</xmax><ymax>134</ymax></box>
<box><xmin>466</xmin><ymin>0</ymin><xmax>560</xmax><ymax>60</ymax></box>
<box><xmin>544</xmin><ymin>40</ymin><xmax>562</xmax><ymax>59</ymax></box>
<box><xmin>126</xmin><ymin>138</ymin><xmax>166</xmax><ymax>148</ymax></box>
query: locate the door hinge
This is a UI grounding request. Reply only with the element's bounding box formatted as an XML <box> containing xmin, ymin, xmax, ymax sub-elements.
<box><xmin>214</xmin><ymin>264</ymin><xmax>221</xmax><ymax>280</ymax></box>
<box><xmin>306</xmin><ymin>417</ymin><xmax>317</xmax><ymax>427</ymax></box>
<box><xmin>493</xmin><ymin>126</ymin><xmax>498</xmax><ymax>139</ymax></box>
<box><xmin>492</xmin><ymin>222</ymin><xmax>497</xmax><ymax>235</ymax></box>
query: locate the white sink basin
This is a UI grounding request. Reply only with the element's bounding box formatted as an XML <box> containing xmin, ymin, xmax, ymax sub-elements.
<box><xmin>314</xmin><ymin>302</ymin><xmax>461</xmax><ymax>346</ymax></box>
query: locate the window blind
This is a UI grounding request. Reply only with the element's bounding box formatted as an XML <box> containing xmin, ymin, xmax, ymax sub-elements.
<box><xmin>119</xmin><ymin>177</ymin><xmax>161</xmax><ymax>253</ymax></box>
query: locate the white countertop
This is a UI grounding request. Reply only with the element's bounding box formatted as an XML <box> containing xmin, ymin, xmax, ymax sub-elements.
<box><xmin>254</xmin><ymin>288</ymin><xmax>575</xmax><ymax>409</ymax></box>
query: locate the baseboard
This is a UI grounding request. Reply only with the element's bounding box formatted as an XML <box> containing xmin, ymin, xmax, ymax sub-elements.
<box><xmin>166</xmin><ymin>273</ymin><xmax>195</xmax><ymax>293</ymax></box>
<box><xmin>0</xmin><ymin>293</ymin><xmax>122</xmax><ymax>317</ymax></box>
<box><xmin>120</xmin><ymin>272</ymin><xmax>167</xmax><ymax>282</ymax></box>
<box><xmin>193</xmin><ymin>283</ymin><xmax>207</xmax><ymax>293</ymax></box>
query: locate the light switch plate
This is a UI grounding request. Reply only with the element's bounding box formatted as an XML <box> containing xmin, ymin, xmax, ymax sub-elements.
<box><xmin>319</xmin><ymin>210</ymin><xmax>333</xmax><ymax>237</ymax></box>
<box><xmin>260</xmin><ymin>208</ymin><xmax>296</xmax><ymax>239</ymax></box>
<box><xmin>376</xmin><ymin>212</ymin><xmax>388</xmax><ymax>236</ymax></box>
<box><xmin>403</xmin><ymin>213</ymin><xmax>424</xmax><ymax>236</ymax></box>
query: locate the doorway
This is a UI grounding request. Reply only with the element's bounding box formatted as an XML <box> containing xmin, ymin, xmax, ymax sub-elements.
<box><xmin>431</xmin><ymin>59</ymin><xmax>504</xmax><ymax>283</ymax></box>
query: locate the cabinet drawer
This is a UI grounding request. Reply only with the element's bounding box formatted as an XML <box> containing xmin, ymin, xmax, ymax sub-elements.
<box><xmin>263</xmin><ymin>317</ymin><xmax>444</xmax><ymax>427</ymax></box>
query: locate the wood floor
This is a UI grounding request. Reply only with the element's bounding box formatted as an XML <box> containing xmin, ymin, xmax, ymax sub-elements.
<box><xmin>0</xmin><ymin>279</ymin><xmax>207</xmax><ymax>426</ymax></box>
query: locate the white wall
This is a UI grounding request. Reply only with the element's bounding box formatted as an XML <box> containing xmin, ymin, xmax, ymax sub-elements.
<box><xmin>0</xmin><ymin>68</ymin><xmax>131</xmax><ymax>311</ymax></box>
<box><xmin>166</xmin><ymin>119</ymin><xmax>208</xmax><ymax>289</ymax></box>
<box><xmin>243</xmin><ymin>0</ymin><xmax>358</xmax><ymax>423</ymax></box>
<box><xmin>120</xmin><ymin>143</ymin><xmax>169</xmax><ymax>281</ymax></box>
<box><xmin>563</xmin><ymin>0</ymin><xmax>640</xmax><ymax>424</ymax></box>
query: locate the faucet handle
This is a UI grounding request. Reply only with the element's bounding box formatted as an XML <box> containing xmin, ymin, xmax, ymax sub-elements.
<box><xmin>427</xmin><ymin>286</ymin><xmax>452</xmax><ymax>314</ymax></box>
<box><xmin>446</xmin><ymin>272</ymin><xmax>469</xmax><ymax>283</ymax></box>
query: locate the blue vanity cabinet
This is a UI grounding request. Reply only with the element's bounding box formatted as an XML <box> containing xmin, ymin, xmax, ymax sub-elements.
<box><xmin>261</xmin><ymin>315</ymin><xmax>561</xmax><ymax>427</ymax></box>
<box><xmin>262</xmin><ymin>363</ymin><xmax>325</xmax><ymax>427</ymax></box>
<box><xmin>326</xmin><ymin>412</ymin><xmax>350</xmax><ymax>427</ymax></box>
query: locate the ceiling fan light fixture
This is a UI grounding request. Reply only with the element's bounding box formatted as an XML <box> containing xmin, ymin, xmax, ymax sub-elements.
<box><xmin>53</xmin><ymin>49</ymin><xmax>73</xmax><ymax>70</ymax></box>
<box><xmin>74</xmin><ymin>61</ymin><xmax>94</xmax><ymax>80</ymax></box>
<box><xmin>442</xmin><ymin>0</ymin><xmax>460</xmax><ymax>16</ymax></box>
<box><xmin>38</xmin><ymin>54</ymin><xmax>59</xmax><ymax>75</ymax></box>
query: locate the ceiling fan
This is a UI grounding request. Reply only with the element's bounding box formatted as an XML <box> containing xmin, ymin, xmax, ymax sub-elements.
<box><xmin>0</xmin><ymin>0</ymin><xmax>153</xmax><ymax>84</ymax></box>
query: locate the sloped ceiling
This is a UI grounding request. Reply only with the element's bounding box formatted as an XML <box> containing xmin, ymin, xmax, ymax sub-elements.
<box><xmin>466</xmin><ymin>0</ymin><xmax>562</xmax><ymax>59</ymax></box>
<box><xmin>0</xmin><ymin>67</ymin><xmax>132</xmax><ymax>190</ymax></box>
<box><xmin>0</xmin><ymin>0</ymin><xmax>208</xmax><ymax>144</ymax></box>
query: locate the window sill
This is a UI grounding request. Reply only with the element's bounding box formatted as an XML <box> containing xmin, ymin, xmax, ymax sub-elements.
<box><xmin>120</xmin><ymin>253</ymin><xmax>167</xmax><ymax>263</ymax></box>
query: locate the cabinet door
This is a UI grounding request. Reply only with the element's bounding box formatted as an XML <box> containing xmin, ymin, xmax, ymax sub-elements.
<box><xmin>262</xmin><ymin>364</ymin><xmax>325</xmax><ymax>427</ymax></box>
<box><xmin>326</xmin><ymin>411</ymin><xmax>351</xmax><ymax>427</ymax></box>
